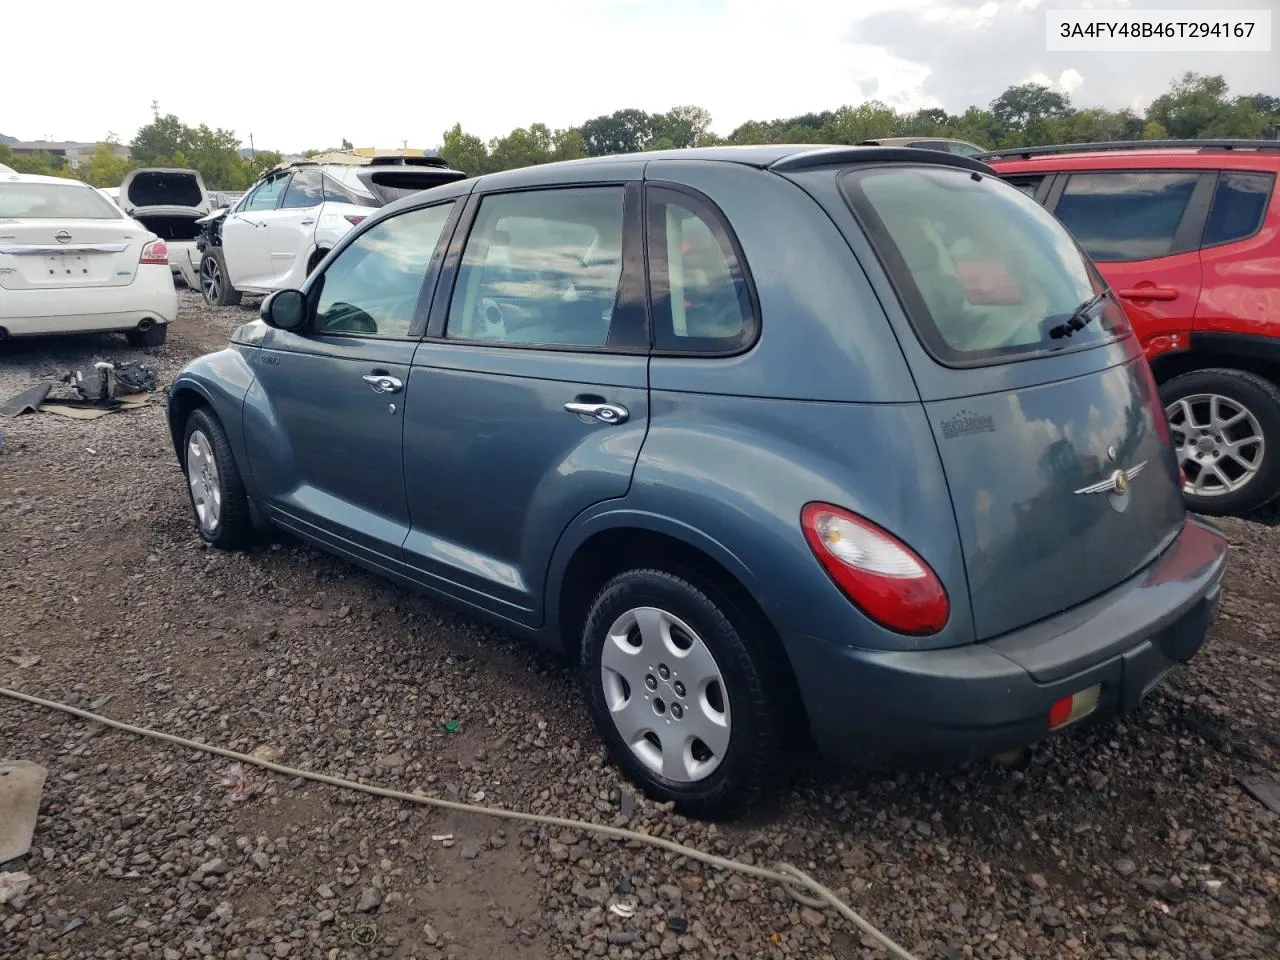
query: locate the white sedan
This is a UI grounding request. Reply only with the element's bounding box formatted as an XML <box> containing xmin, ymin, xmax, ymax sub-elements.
<box><xmin>0</xmin><ymin>171</ymin><xmax>176</xmax><ymax>346</ymax></box>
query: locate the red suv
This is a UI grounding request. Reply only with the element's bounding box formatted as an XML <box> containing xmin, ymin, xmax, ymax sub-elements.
<box><xmin>985</xmin><ymin>139</ymin><xmax>1280</xmax><ymax>517</ymax></box>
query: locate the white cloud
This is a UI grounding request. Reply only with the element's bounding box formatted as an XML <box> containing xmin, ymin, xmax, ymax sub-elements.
<box><xmin>1058</xmin><ymin>69</ymin><xmax>1085</xmax><ymax>95</ymax></box>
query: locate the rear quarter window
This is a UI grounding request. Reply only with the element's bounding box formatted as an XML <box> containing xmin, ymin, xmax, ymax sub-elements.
<box><xmin>841</xmin><ymin>164</ymin><xmax>1129</xmax><ymax>366</ymax></box>
<box><xmin>1203</xmin><ymin>171</ymin><xmax>1275</xmax><ymax>247</ymax></box>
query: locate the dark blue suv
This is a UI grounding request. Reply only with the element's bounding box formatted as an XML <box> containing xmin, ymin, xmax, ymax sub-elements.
<box><xmin>168</xmin><ymin>145</ymin><xmax>1228</xmax><ymax>818</ymax></box>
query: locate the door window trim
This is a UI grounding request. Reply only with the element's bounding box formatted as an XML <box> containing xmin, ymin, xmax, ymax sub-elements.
<box><xmin>299</xmin><ymin>199</ymin><xmax>464</xmax><ymax>343</ymax></box>
<box><xmin>1043</xmin><ymin>169</ymin><xmax>1216</xmax><ymax>262</ymax></box>
<box><xmin>643</xmin><ymin>181</ymin><xmax>761</xmax><ymax>358</ymax></box>
<box><xmin>424</xmin><ymin>181</ymin><xmax>650</xmax><ymax>355</ymax></box>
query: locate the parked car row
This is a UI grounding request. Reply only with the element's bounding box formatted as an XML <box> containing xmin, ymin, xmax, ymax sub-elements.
<box><xmin>167</xmin><ymin>143</ymin><xmax>1229</xmax><ymax>817</ymax></box>
<box><xmin>983</xmin><ymin>139</ymin><xmax>1280</xmax><ymax>517</ymax></box>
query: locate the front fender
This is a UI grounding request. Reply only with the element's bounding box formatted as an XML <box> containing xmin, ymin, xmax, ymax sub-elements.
<box><xmin>167</xmin><ymin>346</ymin><xmax>258</xmax><ymax>487</ymax></box>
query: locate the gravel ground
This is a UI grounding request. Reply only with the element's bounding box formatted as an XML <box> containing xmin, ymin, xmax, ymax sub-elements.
<box><xmin>1</xmin><ymin>290</ymin><xmax>1278</xmax><ymax>960</ymax></box>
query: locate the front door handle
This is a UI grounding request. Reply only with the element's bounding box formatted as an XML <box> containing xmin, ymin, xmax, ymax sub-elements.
<box><xmin>1117</xmin><ymin>286</ymin><xmax>1178</xmax><ymax>302</ymax></box>
<box><xmin>300</xmin><ymin>218</ymin><xmax>316</xmax><ymax>226</ymax></box>
<box><xmin>564</xmin><ymin>400</ymin><xmax>629</xmax><ymax>424</ymax></box>
<box><xmin>363</xmin><ymin>373</ymin><xmax>403</xmax><ymax>394</ymax></box>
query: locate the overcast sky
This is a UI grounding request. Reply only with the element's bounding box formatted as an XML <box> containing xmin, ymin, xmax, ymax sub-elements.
<box><xmin>5</xmin><ymin>0</ymin><xmax>1275</xmax><ymax>153</ymax></box>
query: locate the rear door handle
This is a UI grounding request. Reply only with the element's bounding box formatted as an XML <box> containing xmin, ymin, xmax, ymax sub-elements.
<box><xmin>363</xmin><ymin>373</ymin><xmax>403</xmax><ymax>394</ymax></box>
<box><xmin>564</xmin><ymin>400</ymin><xmax>629</xmax><ymax>424</ymax></box>
<box><xmin>300</xmin><ymin>219</ymin><xmax>316</xmax><ymax>226</ymax></box>
<box><xmin>1117</xmin><ymin>286</ymin><xmax>1178</xmax><ymax>301</ymax></box>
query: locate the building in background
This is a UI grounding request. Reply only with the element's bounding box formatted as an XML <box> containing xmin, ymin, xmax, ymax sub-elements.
<box><xmin>3</xmin><ymin>140</ymin><xmax>130</xmax><ymax>170</ymax></box>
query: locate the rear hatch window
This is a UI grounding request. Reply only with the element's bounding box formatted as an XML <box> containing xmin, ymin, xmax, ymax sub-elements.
<box><xmin>0</xmin><ymin>182</ymin><xmax>120</xmax><ymax>219</ymax></box>
<box><xmin>124</xmin><ymin>171</ymin><xmax>204</xmax><ymax>209</ymax></box>
<box><xmin>836</xmin><ymin>163</ymin><xmax>1184</xmax><ymax>640</ymax></box>
<box><xmin>841</xmin><ymin>165</ymin><xmax>1130</xmax><ymax>365</ymax></box>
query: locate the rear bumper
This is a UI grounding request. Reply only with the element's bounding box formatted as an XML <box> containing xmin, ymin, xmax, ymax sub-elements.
<box><xmin>792</xmin><ymin>516</ymin><xmax>1227</xmax><ymax>765</ymax></box>
<box><xmin>0</xmin><ymin>266</ymin><xmax>177</xmax><ymax>337</ymax></box>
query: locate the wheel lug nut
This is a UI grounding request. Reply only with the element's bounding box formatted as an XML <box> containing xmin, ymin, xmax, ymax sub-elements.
<box><xmin>671</xmin><ymin>703</ymin><xmax>683</xmax><ymax>719</ymax></box>
<box><xmin>645</xmin><ymin>675</ymin><xmax>657</xmax><ymax>690</ymax></box>
<box><xmin>673</xmin><ymin>681</ymin><xmax>686</xmax><ymax>697</ymax></box>
<box><xmin>658</xmin><ymin>665</ymin><xmax>670</xmax><ymax>680</ymax></box>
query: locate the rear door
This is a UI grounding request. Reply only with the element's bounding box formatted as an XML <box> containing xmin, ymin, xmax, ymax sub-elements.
<box><xmin>1193</xmin><ymin>170</ymin><xmax>1278</xmax><ymax>339</ymax></box>
<box><xmin>0</xmin><ymin>180</ymin><xmax>145</xmax><ymax>291</ymax></box>
<box><xmin>1046</xmin><ymin>169</ymin><xmax>1211</xmax><ymax>361</ymax></box>
<box><xmin>400</xmin><ymin>172</ymin><xmax>649</xmax><ymax>624</ymax></box>
<box><xmin>834</xmin><ymin>163</ymin><xmax>1186</xmax><ymax>640</ymax></box>
<box><xmin>268</xmin><ymin>168</ymin><xmax>325</xmax><ymax>287</ymax></box>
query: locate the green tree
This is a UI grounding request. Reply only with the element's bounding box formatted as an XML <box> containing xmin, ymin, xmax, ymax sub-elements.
<box><xmin>1145</xmin><ymin>72</ymin><xmax>1265</xmax><ymax>139</ymax></box>
<box><xmin>990</xmin><ymin>83</ymin><xmax>1072</xmax><ymax>134</ymax></box>
<box><xmin>439</xmin><ymin>122</ymin><xmax>490</xmax><ymax>176</ymax></box>
<box><xmin>821</xmin><ymin>101</ymin><xmax>898</xmax><ymax>143</ymax></box>
<box><xmin>579</xmin><ymin>109</ymin><xmax>657</xmax><ymax>156</ymax></box>
<box><xmin>79</xmin><ymin>143</ymin><xmax>134</xmax><ymax>187</ymax></box>
<box><xmin>654</xmin><ymin>105</ymin><xmax>713</xmax><ymax>149</ymax></box>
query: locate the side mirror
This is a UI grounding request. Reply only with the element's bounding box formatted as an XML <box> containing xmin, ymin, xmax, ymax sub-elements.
<box><xmin>261</xmin><ymin>289</ymin><xmax>308</xmax><ymax>331</ymax></box>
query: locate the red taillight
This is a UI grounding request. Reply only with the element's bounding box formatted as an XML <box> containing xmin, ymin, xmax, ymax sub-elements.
<box><xmin>800</xmin><ymin>503</ymin><xmax>949</xmax><ymax>635</ymax></box>
<box><xmin>140</xmin><ymin>238</ymin><xmax>168</xmax><ymax>265</ymax></box>
<box><xmin>344</xmin><ymin>215</ymin><xmax>366</xmax><ymax>227</ymax></box>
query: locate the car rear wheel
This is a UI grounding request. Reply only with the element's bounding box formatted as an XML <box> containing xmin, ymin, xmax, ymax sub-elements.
<box><xmin>1161</xmin><ymin>368</ymin><xmax>1280</xmax><ymax>516</ymax></box>
<box><xmin>200</xmin><ymin>248</ymin><xmax>242</xmax><ymax>307</ymax></box>
<box><xmin>183</xmin><ymin>408</ymin><xmax>255</xmax><ymax>550</ymax></box>
<box><xmin>580</xmin><ymin>569</ymin><xmax>790</xmax><ymax>819</ymax></box>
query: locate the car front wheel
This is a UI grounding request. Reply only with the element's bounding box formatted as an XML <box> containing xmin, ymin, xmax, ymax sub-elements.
<box><xmin>183</xmin><ymin>408</ymin><xmax>255</xmax><ymax>549</ymax></box>
<box><xmin>200</xmin><ymin>248</ymin><xmax>242</xmax><ymax>307</ymax></box>
<box><xmin>581</xmin><ymin>569</ymin><xmax>791</xmax><ymax>819</ymax></box>
<box><xmin>1161</xmin><ymin>367</ymin><xmax>1280</xmax><ymax>516</ymax></box>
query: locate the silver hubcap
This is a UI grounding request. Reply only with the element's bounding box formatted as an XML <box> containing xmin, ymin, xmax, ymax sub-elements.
<box><xmin>186</xmin><ymin>430</ymin><xmax>222</xmax><ymax>532</ymax></box>
<box><xmin>1166</xmin><ymin>393</ymin><xmax>1265</xmax><ymax>497</ymax></box>
<box><xmin>201</xmin><ymin>258</ymin><xmax>220</xmax><ymax>301</ymax></box>
<box><xmin>600</xmin><ymin>607</ymin><xmax>731</xmax><ymax>783</ymax></box>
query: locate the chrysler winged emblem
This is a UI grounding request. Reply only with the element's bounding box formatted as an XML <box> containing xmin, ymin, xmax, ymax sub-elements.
<box><xmin>1075</xmin><ymin>461</ymin><xmax>1147</xmax><ymax>497</ymax></box>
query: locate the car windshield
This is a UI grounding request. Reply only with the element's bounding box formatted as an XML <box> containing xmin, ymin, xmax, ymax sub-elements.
<box><xmin>841</xmin><ymin>164</ymin><xmax>1129</xmax><ymax>364</ymax></box>
<box><xmin>0</xmin><ymin>182</ymin><xmax>122</xmax><ymax>219</ymax></box>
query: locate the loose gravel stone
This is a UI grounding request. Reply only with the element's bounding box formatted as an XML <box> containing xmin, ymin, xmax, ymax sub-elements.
<box><xmin>1</xmin><ymin>290</ymin><xmax>1278</xmax><ymax>959</ymax></box>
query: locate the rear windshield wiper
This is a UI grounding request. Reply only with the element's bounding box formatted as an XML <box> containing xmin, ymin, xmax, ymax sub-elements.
<box><xmin>1047</xmin><ymin>292</ymin><xmax>1107</xmax><ymax>340</ymax></box>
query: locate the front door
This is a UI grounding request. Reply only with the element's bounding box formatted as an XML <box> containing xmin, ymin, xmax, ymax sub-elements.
<box><xmin>401</xmin><ymin>181</ymin><xmax>650</xmax><ymax>624</ymax></box>
<box><xmin>221</xmin><ymin>172</ymin><xmax>290</xmax><ymax>289</ymax></box>
<box><xmin>264</xmin><ymin>169</ymin><xmax>324</xmax><ymax>289</ymax></box>
<box><xmin>1048</xmin><ymin>169</ymin><xmax>1210</xmax><ymax>361</ymax></box>
<box><xmin>245</xmin><ymin>200</ymin><xmax>459</xmax><ymax>568</ymax></box>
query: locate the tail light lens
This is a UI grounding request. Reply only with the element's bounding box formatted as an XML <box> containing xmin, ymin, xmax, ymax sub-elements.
<box><xmin>344</xmin><ymin>215</ymin><xmax>367</xmax><ymax>227</ymax></box>
<box><xmin>801</xmin><ymin>503</ymin><xmax>949</xmax><ymax>635</ymax></box>
<box><xmin>140</xmin><ymin>239</ymin><xmax>168</xmax><ymax>265</ymax></box>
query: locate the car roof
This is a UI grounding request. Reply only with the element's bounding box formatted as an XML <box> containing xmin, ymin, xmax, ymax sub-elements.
<box><xmin>983</xmin><ymin>139</ymin><xmax>1280</xmax><ymax>172</ymax></box>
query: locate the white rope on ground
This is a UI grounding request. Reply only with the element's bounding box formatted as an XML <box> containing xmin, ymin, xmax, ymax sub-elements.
<box><xmin>0</xmin><ymin>685</ymin><xmax>921</xmax><ymax>960</ymax></box>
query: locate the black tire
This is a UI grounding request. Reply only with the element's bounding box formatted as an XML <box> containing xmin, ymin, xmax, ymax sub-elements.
<box><xmin>125</xmin><ymin>323</ymin><xmax>167</xmax><ymax>348</ymax></box>
<box><xmin>182</xmin><ymin>408</ymin><xmax>256</xmax><ymax>550</ymax></box>
<box><xmin>1160</xmin><ymin>367</ymin><xmax>1280</xmax><ymax>516</ymax></box>
<box><xmin>200</xmin><ymin>248</ymin><xmax>242</xmax><ymax>307</ymax></box>
<box><xmin>581</xmin><ymin>569</ymin><xmax>791</xmax><ymax>820</ymax></box>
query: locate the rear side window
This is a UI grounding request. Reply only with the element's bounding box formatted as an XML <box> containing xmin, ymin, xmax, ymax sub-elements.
<box><xmin>0</xmin><ymin>182</ymin><xmax>120</xmax><ymax>219</ymax></box>
<box><xmin>1003</xmin><ymin>175</ymin><xmax>1046</xmax><ymax>199</ymax></box>
<box><xmin>1203</xmin><ymin>172</ymin><xmax>1274</xmax><ymax>247</ymax></box>
<box><xmin>446</xmin><ymin>187</ymin><xmax>625</xmax><ymax>348</ymax></box>
<box><xmin>281</xmin><ymin>169</ymin><xmax>324</xmax><ymax>209</ymax></box>
<box><xmin>1053</xmin><ymin>172</ymin><xmax>1199</xmax><ymax>262</ymax></box>
<box><xmin>646</xmin><ymin>186</ymin><xmax>756</xmax><ymax>354</ymax></box>
<box><xmin>842</xmin><ymin>165</ymin><xmax>1128</xmax><ymax>365</ymax></box>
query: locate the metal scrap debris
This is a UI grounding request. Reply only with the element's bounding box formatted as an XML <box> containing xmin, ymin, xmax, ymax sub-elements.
<box><xmin>0</xmin><ymin>359</ymin><xmax>158</xmax><ymax>421</ymax></box>
<box><xmin>0</xmin><ymin>760</ymin><xmax>47</xmax><ymax>863</ymax></box>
